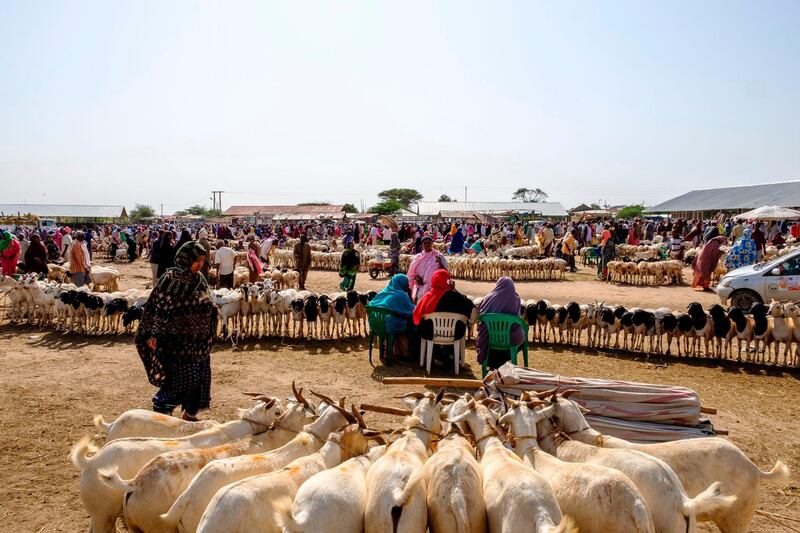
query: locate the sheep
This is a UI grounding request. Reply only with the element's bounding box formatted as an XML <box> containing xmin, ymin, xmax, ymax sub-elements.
<box><xmin>106</xmin><ymin>398</ymin><xmax>316</xmax><ymax>533</ymax></box>
<box><xmin>198</xmin><ymin>405</ymin><xmax>384</xmax><ymax>533</ymax></box>
<box><xmin>395</xmin><ymin>395</ymin><xmax>486</xmax><ymax>533</ymax></box>
<box><xmin>364</xmin><ymin>390</ymin><xmax>445</xmax><ymax>533</ymax></box>
<box><xmin>447</xmin><ymin>396</ymin><xmax>575</xmax><ymax>533</ymax></box>
<box><xmin>538</xmin><ymin>391</ymin><xmax>737</xmax><ymax>533</ymax></box>
<box><xmin>159</xmin><ymin>391</ymin><xmax>350</xmax><ymax>533</ymax></box>
<box><xmin>547</xmin><ymin>390</ymin><xmax>789</xmax><ymax>533</ymax></box>
<box><xmin>768</xmin><ymin>300</ymin><xmax>793</xmax><ymax>365</ymax></box>
<box><xmin>70</xmin><ymin>398</ymin><xmax>281</xmax><ymax>533</ymax></box>
<box><xmin>498</xmin><ymin>393</ymin><xmax>655</xmax><ymax>533</ymax></box>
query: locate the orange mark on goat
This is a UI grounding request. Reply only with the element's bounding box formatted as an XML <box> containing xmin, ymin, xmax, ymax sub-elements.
<box><xmin>251</xmin><ymin>455</ymin><xmax>266</xmax><ymax>462</ymax></box>
<box><xmin>151</xmin><ymin>414</ymin><xmax>169</xmax><ymax>421</ymax></box>
<box><xmin>164</xmin><ymin>441</ymin><xmax>179</xmax><ymax>446</ymax></box>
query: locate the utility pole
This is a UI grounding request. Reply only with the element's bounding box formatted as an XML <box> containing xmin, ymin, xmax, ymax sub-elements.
<box><xmin>464</xmin><ymin>186</ymin><xmax>468</xmax><ymax>202</ymax></box>
<box><xmin>211</xmin><ymin>191</ymin><xmax>223</xmax><ymax>212</ymax></box>
<box><xmin>160</xmin><ymin>203</ymin><xmax>164</xmax><ymax>217</ymax></box>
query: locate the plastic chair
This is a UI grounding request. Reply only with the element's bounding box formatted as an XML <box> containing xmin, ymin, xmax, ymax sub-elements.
<box><xmin>582</xmin><ymin>247</ymin><xmax>599</xmax><ymax>266</ymax></box>
<box><xmin>366</xmin><ymin>305</ymin><xmax>397</xmax><ymax>366</ymax></box>
<box><xmin>419</xmin><ymin>312</ymin><xmax>469</xmax><ymax>375</ymax></box>
<box><xmin>478</xmin><ymin>313</ymin><xmax>529</xmax><ymax>377</ymax></box>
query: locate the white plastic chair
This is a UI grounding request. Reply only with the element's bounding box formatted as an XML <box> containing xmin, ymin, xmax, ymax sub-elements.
<box><xmin>419</xmin><ymin>312</ymin><xmax>469</xmax><ymax>375</ymax></box>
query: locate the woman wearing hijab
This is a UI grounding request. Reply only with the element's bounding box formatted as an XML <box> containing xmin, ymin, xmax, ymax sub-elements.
<box><xmin>389</xmin><ymin>234</ymin><xmax>402</xmax><ymax>274</ymax></box>
<box><xmin>125</xmin><ymin>231</ymin><xmax>137</xmax><ymax>262</ymax></box>
<box><xmin>157</xmin><ymin>231</ymin><xmax>177</xmax><ymax>279</ymax></box>
<box><xmin>370</xmin><ymin>273</ymin><xmax>416</xmax><ymax>335</ymax></box>
<box><xmin>449</xmin><ymin>228</ymin><xmax>465</xmax><ymax>254</ymax></box>
<box><xmin>752</xmin><ymin>224</ymin><xmax>767</xmax><ymax>260</ymax></box>
<box><xmin>24</xmin><ymin>234</ymin><xmax>49</xmax><ymax>277</ymax></box>
<box><xmin>246</xmin><ymin>240</ymin><xmax>263</xmax><ymax>282</ymax></box>
<box><xmin>725</xmin><ymin>228</ymin><xmax>758</xmax><ymax>270</ymax></box>
<box><xmin>413</xmin><ymin>270</ymin><xmax>473</xmax><ymax>350</ymax></box>
<box><xmin>692</xmin><ymin>235</ymin><xmax>727</xmax><ymax>291</ymax></box>
<box><xmin>0</xmin><ymin>231</ymin><xmax>21</xmax><ymax>276</ymax></box>
<box><xmin>135</xmin><ymin>242</ymin><xmax>214</xmax><ymax>420</ymax></box>
<box><xmin>476</xmin><ymin>277</ymin><xmax>525</xmax><ymax>370</ymax></box>
<box><xmin>338</xmin><ymin>241</ymin><xmax>360</xmax><ymax>291</ymax></box>
<box><xmin>176</xmin><ymin>229</ymin><xmax>192</xmax><ymax>250</ymax></box>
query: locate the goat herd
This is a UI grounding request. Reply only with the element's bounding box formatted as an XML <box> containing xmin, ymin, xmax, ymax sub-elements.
<box><xmin>4</xmin><ymin>271</ymin><xmax>800</xmax><ymax>367</ymax></box>
<box><xmin>71</xmin><ymin>382</ymin><xmax>789</xmax><ymax>533</ymax></box>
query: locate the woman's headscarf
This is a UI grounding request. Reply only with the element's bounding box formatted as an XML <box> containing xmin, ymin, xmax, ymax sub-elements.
<box><xmin>413</xmin><ymin>270</ymin><xmax>452</xmax><ymax>325</ymax></box>
<box><xmin>0</xmin><ymin>231</ymin><xmax>11</xmax><ymax>253</ymax></box>
<box><xmin>174</xmin><ymin>241</ymin><xmax>207</xmax><ymax>271</ymax></box>
<box><xmin>476</xmin><ymin>277</ymin><xmax>522</xmax><ymax>363</ymax></box>
<box><xmin>176</xmin><ymin>229</ymin><xmax>192</xmax><ymax>250</ymax></box>
<box><xmin>370</xmin><ymin>274</ymin><xmax>415</xmax><ymax>317</ymax></box>
<box><xmin>693</xmin><ymin>236</ymin><xmax>726</xmax><ymax>278</ymax></box>
<box><xmin>725</xmin><ymin>228</ymin><xmax>757</xmax><ymax>270</ymax></box>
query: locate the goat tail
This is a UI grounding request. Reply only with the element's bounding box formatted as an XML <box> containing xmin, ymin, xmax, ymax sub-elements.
<box><xmin>272</xmin><ymin>495</ymin><xmax>302</xmax><ymax>533</ymax></box>
<box><xmin>760</xmin><ymin>460</ymin><xmax>790</xmax><ymax>485</ymax></box>
<box><xmin>548</xmin><ymin>514</ymin><xmax>579</xmax><ymax>533</ymax></box>
<box><xmin>159</xmin><ymin>489</ymin><xmax>190</xmax><ymax>528</ymax></box>
<box><xmin>682</xmin><ymin>481</ymin><xmax>737</xmax><ymax>517</ymax></box>
<box><xmin>393</xmin><ymin>465</ymin><xmax>426</xmax><ymax>508</ymax></box>
<box><xmin>93</xmin><ymin>414</ymin><xmax>112</xmax><ymax>433</ymax></box>
<box><xmin>450</xmin><ymin>491</ymin><xmax>470</xmax><ymax>533</ymax></box>
<box><xmin>69</xmin><ymin>436</ymin><xmax>98</xmax><ymax>471</ymax></box>
<box><xmin>98</xmin><ymin>466</ymin><xmax>133</xmax><ymax>492</ymax></box>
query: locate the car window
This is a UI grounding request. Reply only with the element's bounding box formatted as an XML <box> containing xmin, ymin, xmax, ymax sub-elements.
<box><xmin>768</xmin><ymin>256</ymin><xmax>800</xmax><ymax>276</ymax></box>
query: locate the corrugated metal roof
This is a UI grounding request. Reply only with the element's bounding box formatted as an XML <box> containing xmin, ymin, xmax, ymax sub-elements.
<box><xmin>0</xmin><ymin>204</ymin><xmax>127</xmax><ymax>219</ymax></box>
<box><xmin>224</xmin><ymin>205</ymin><xmax>345</xmax><ymax>216</ymax></box>
<box><xmin>647</xmin><ymin>180</ymin><xmax>800</xmax><ymax>213</ymax></box>
<box><xmin>414</xmin><ymin>201</ymin><xmax>568</xmax><ymax>217</ymax></box>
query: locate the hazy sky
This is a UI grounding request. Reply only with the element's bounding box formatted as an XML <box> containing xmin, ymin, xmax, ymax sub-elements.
<box><xmin>1</xmin><ymin>1</ymin><xmax>798</xmax><ymax>213</ymax></box>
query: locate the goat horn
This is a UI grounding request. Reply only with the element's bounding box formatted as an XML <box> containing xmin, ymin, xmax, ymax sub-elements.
<box><xmin>442</xmin><ymin>392</ymin><xmax>462</xmax><ymax>401</ymax></box>
<box><xmin>393</xmin><ymin>392</ymin><xmax>425</xmax><ymax>400</ymax></box>
<box><xmin>338</xmin><ymin>396</ymin><xmax>346</xmax><ymax>409</ymax></box>
<box><xmin>310</xmin><ymin>389</ymin><xmax>338</xmax><ymax>408</ymax></box>
<box><xmin>292</xmin><ymin>380</ymin><xmax>311</xmax><ymax>409</ymax></box>
<box><xmin>324</xmin><ymin>401</ymin><xmax>357</xmax><ymax>424</ymax></box>
<box><xmin>351</xmin><ymin>404</ymin><xmax>367</xmax><ymax>429</ymax></box>
<box><xmin>533</xmin><ymin>387</ymin><xmax>559</xmax><ymax>399</ymax></box>
<box><xmin>261</xmin><ymin>398</ymin><xmax>277</xmax><ymax>409</ymax></box>
<box><xmin>434</xmin><ymin>388</ymin><xmax>445</xmax><ymax>405</ymax></box>
<box><xmin>242</xmin><ymin>391</ymin><xmax>268</xmax><ymax>397</ymax></box>
<box><xmin>559</xmin><ymin>389</ymin><xmax>580</xmax><ymax>399</ymax></box>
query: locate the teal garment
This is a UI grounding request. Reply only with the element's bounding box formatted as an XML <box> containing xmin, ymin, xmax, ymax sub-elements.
<box><xmin>370</xmin><ymin>274</ymin><xmax>415</xmax><ymax>333</ymax></box>
<box><xmin>470</xmin><ymin>240</ymin><xmax>484</xmax><ymax>254</ymax></box>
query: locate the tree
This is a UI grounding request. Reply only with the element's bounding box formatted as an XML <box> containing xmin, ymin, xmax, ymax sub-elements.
<box><xmin>617</xmin><ymin>204</ymin><xmax>646</xmax><ymax>219</ymax></box>
<box><xmin>174</xmin><ymin>205</ymin><xmax>221</xmax><ymax>218</ymax></box>
<box><xmin>512</xmin><ymin>187</ymin><xmax>548</xmax><ymax>202</ymax></box>
<box><xmin>129</xmin><ymin>204</ymin><xmax>155</xmax><ymax>221</ymax></box>
<box><xmin>377</xmin><ymin>188</ymin><xmax>423</xmax><ymax>208</ymax></box>
<box><xmin>370</xmin><ymin>199</ymin><xmax>405</xmax><ymax>215</ymax></box>
<box><xmin>589</xmin><ymin>203</ymin><xmax>601</xmax><ymax>210</ymax></box>
<box><xmin>438</xmin><ymin>194</ymin><xmax>453</xmax><ymax>202</ymax></box>
<box><xmin>342</xmin><ymin>203</ymin><xmax>358</xmax><ymax>213</ymax></box>
<box><xmin>297</xmin><ymin>201</ymin><xmax>331</xmax><ymax>206</ymax></box>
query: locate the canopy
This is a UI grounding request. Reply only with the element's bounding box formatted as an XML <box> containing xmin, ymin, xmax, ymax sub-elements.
<box><xmin>736</xmin><ymin>205</ymin><xmax>800</xmax><ymax>221</ymax></box>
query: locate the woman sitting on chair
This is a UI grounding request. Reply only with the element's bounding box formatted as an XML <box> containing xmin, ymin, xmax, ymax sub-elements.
<box><xmin>370</xmin><ymin>274</ymin><xmax>415</xmax><ymax>335</ymax></box>
<box><xmin>476</xmin><ymin>276</ymin><xmax>524</xmax><ymax>372</ymax></box>
<box><xmin>412</xmin><ymin>270</ymin><xmax>474</xmax><ymax>362</ymax></box>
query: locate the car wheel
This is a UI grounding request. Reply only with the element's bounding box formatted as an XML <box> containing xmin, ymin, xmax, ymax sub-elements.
<box><xmin>730</xmin><ymin>289</ymin><xmax>762</xmax><ymax>310</ymax></box>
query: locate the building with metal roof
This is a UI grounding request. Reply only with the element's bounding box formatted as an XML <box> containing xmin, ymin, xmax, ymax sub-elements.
<box><xmin>0</xmin><ymin>204</ymin><xmax>127</xmax><ymax>223</ymax></box>
<box><xmin>223</xmin><ymin>204</ymin><xmax>346</xmax><ymax>223</ymax></box>
<box><xmin>646</xmin><ymin>180</ymin><xmax>800</xmax><ymax>218</ymax></box>
<box><xmin>412</xmin><ymin>201</ymin><xmax>568</xmax><ymax>218</ymax></box>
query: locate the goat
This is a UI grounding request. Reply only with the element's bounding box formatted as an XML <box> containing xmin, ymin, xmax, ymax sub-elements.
<box><xmin>93</xmin><ymin>408</ymin><xmax>221</xmax><ymax>442</ymax></box>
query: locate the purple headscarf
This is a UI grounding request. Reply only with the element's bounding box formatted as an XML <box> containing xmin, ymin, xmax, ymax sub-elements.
<box><xmin>476</xmin><ymin>277</ymin><xmax>524</xmax><ymax>364</ymax></box>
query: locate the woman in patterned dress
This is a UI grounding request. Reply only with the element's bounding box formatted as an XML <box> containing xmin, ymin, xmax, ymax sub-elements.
<box><xmin>135</xmin><ymin>241</ymin><xmax>215</xmax><ymax>421</ymax></box>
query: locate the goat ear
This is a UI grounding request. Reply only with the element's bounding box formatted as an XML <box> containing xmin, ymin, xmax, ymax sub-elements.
<box><xmin>446</xmin><ymin>412</ymin><xmax>470</xmax><ymax>424</ymax></box>
<box><xmin>533</xmin><ymin>404</ymin><xmax>555</xmax><ymax>421</ymax></box>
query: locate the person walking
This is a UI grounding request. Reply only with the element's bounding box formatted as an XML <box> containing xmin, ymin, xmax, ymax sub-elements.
<box><xmin>338</xmin><ymin>241</ymin><xmax>360</xmax><ymax>291</ymax></box>
<box><xmin>157</xmin><ymin>231</ymin><xmax>177</xmax><ymax>279</ymax></box>
<box><xmin>692</xmin><ymin>236</ymin><xmax>726</xmax><ymax>291</ymax></box>
<box><xmin>149</xmin><ymin>230</ymin><xmax>163</xmax><ymax>284</ymax></box>
<box><xmin>135</xmin><ymin>242</ymin><xmax>214</xmax><ymax>420</ymax></box>
<box><xmin>246</xmin><ymin>241</ymin><xmax>263</xmax><ymax>283</ymax></box>
<box><xmin>293</xmin><ymin>235</ymin><xmax>312</xmax><ymax>290</ymax></box>
<box><xmin>68</xmin><ymin>231</ymin><xmax>92</xmax><ymax>287</ymax></box>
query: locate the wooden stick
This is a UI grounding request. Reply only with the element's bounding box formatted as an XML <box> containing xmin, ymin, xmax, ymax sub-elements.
<box><xmin>381</xmin><ymin>377</ymin><xmax>483</xmax><ymax>388</ymax></box>
<box><xmin>700</xmin><ymin>406</ymin><xmax>717</xmax><ymax>414</ymax></box>
<box><xmin>360</xmin><ymin>404</ymin><xmax>412</xmax><ymax>417</ymax></box>
<box><xmin>756</xmin><ymin>510</ymin><xmax>800</xmax><ymax>532</ymax></box>
<box><xmin>715</xmin><ymin>428</ymin><xmax>729</xmax><ymax>436</ymax></box>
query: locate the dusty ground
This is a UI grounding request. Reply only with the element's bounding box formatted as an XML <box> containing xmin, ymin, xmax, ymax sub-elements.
<box><xmin>0</xmin><ymin>260</ymin><xmax>796</xmax><ymax>532</ymax></box>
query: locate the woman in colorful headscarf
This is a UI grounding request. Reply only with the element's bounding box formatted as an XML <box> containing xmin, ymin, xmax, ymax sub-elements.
<box><xmin>135</xmin><ymin>241</ymin><xmax>214</xmax><ymax>420</ymax></box>
<box><xmin>476</xmin><ymin>277</ymin><xmax>524</xmax><ymax>370</ymax></box>
<box><xmin>338</xmin><ymin>241</ymin><xmax>360</xmax><ymax>291</ymax></box>
<box><xmin>0</xmin><ymin>231</ymin><xmax>21</xmax><ymax>276</ymax></box>
<box><xmin>692</xmin><ymin>236</ymin><xmax>727</xmax><ymax>291</ymax></box>
<box><xmin>449</xmin><ymin>228</ymin><xmax>465</xmax><ymax>254</ymax></box>
<box><xmin>246</xmin><ymin>240</ymin><xmax>263</xmax><ymax>282</ymax></box>
<box><xmin>725</xmin><ymin>228</ymin><xmax>758</xmax><ymax>271</ymax></box>
<box><xmin>413</xmin><ymin>270</ymin><xmax>473</xmax><ymax>350</ymax></box>
<box><xmin>370</xmin><ymin>273</ymin><xmax>416</xmax><ymax>334</ymax></box>
<box><xmin>24</xmin><ymin>234</ymin><xmax>49</xmax><ymax>276</ymax></box>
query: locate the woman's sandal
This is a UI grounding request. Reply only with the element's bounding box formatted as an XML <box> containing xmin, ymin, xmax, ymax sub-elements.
<box><xmin>182</xmin><ymin>412</ymin><xmax>200</xmax><ymax>422</ymax></box>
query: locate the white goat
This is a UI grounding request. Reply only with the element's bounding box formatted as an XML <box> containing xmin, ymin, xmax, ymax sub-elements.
<box><xmin>93</xmin><ymin>408</ymin><xmax>221</xmax><ymax>441</ymax></box>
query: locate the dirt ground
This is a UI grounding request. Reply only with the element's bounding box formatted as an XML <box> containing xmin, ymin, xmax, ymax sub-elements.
<box><xmin>0</xmin><ymin>260</ymin><xmax>796</xmax><ymax>532</ymax></box>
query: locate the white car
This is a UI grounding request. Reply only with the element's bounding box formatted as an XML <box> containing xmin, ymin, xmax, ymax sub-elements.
<box><xmin>716</xmin><ymin>249</ymin><xmax>800</xmax><ymax>309</ymax></box>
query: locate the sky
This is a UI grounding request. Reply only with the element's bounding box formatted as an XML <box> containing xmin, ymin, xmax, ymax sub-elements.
<box><xmin>1</xmin><ymin>1</ymin><xmax>798</xmax><ymax>214</ymax></box>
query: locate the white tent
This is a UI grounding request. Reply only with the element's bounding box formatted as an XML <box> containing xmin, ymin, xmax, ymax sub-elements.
<box><xmin>736</xmin><ymin>205</ymin><xmax>800</xmax><ymax>221</ymax></box>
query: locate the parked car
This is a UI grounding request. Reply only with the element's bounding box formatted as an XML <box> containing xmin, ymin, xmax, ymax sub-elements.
<box><xmin>716</xmin><ymin>248</ymin><xmax>800</xmax><ymax>308</ymax></box>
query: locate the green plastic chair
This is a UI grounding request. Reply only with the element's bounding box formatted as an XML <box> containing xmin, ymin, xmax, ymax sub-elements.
<box><xmin>366</xmin><ymin>305</ymin><xmax>398</xmax><ymax>366</ymax></box>
<box><xmin>478</xmin><ymin>313</ymin><xmax>529</xmax><ymax>377</ymax></box>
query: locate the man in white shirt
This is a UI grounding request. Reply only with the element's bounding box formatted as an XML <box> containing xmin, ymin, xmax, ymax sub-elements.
<box><xmin>259</xmin><ymin>236</ymin><xmax>274</xmax><ymax>266</ymax></box>
<box><xmin>60</xmin><ymin>228</ymin><xmax>73</xmax><ymax>259</ymax></box>
<box><xmin>369</xmin><ymin>225</ymin><xmax>379</xmax><ymax>245</ymax></box>
<box><xmin>214</xmin><ymin>240</ymin><xmax>237</xmax><ymax>289</ymax></box>
<box><xmin>382</xmin><ymin>226</ymin><xmax>392</xmax><ymax>245</ymax></box>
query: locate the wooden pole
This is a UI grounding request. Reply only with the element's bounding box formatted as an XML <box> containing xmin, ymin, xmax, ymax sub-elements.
<box><xmin>381</xmin><ymin>377</ymin><xmax>483</xmax><ymax>388</ymax></box>
<box><xmin>360</xmin><ymin>404</ymin><xmax>412</xmax><ymax>417</ymax></box>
